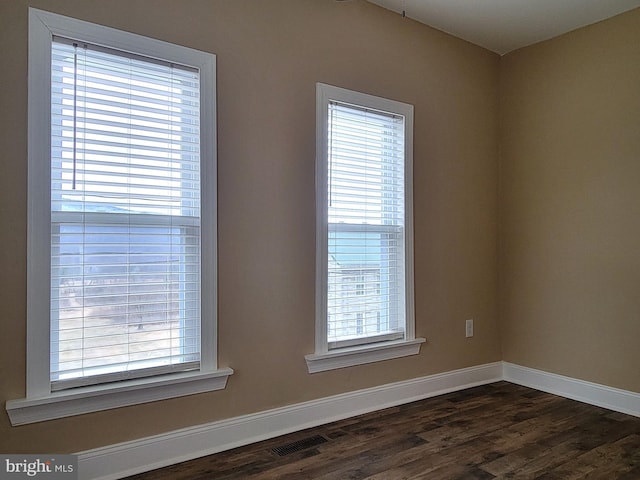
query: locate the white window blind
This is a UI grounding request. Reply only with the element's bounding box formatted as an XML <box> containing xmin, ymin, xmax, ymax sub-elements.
<box><xmin>50</xmin><ymin>37</ymin><xmax>201</xmax><ymax>389</ymax></box>
<box><xmin>326</xmin><ymin>100</ymin><xmax>407</xmax><ymax>349</ymax></box>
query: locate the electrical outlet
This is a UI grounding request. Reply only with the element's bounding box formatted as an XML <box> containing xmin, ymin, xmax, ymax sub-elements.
<box><xmin>465</xmin><ymin>319</ymin><xmax>474</xmax><ymax>338</ymax></box>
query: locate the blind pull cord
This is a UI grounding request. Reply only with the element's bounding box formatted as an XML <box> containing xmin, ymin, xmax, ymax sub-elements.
<box><xmin>72</xmin><ymin>43</ymin><xmax>78</xmax><ymax>190</ymax></box>
<box><xmin>328</xmin><ymin>105</ymin><xmax>336</xmax><ymax>207</ymax></box>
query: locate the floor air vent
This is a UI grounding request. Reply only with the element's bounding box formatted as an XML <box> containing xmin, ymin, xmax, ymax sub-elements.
<box><xmin>271</xmin><ymin>435</ymin><xmax>328</xmax><ymax>456</ymax></box>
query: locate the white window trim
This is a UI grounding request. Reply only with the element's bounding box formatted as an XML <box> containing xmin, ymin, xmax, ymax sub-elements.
<box><xmin>5</xmin><ymin>369</ymin><xmax>232</xmax><ymax>426</ymax></box>
<box><xmin>306</xmin><ymin>83</ymin><xmax>425</xmax><ymax>374</ymax></box>
<box><xmin>306</xmin><ymin>338</ymin><xmax>426</xmax><ymax>374</ymax></box>
<box><xmin>6</xmin><ymin>8</ymin><xmax>232</xmax><ymax>426</ymax></box>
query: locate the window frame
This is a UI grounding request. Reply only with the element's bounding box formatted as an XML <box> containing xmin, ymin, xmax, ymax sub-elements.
<box><xmin>6</xmin><ymin>8</ymin><xmax>232</xmax><ymax>426</ymax></box>
<box><xmin>306</xmin><ymin>83</ymin><xmax>425</xmax><ymax>374</ymax></box>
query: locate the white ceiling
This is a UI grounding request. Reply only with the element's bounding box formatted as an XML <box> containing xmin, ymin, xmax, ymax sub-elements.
<box><xmin>366</xmin><ymin>0</ymin><xmax>640</xmax><ymax>55</ymax></box>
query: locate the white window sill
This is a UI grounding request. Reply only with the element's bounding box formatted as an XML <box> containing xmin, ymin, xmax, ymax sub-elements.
<box><xmin>5</xmin><ymin>367</ymin><xmax>234</xmax><ymax>426</ymax></box>
<box><xmin>305</xmin><ymin>338</ymin><xmax>426</xmax><ymax>373</ymax></box>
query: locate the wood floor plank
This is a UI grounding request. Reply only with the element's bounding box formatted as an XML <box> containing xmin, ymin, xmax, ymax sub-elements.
<box><xmin>125</xmin><ymin>382</ymin><xmax>640</xmax><ymax>480</ymax></box>
<box><xmin>479</xmin><ymin>404</ymin><xmax>601</xmax><ymax>475</ymax></box>
<box><xmin>534</xmin><ymin>434</ymin><xmax>640</xmax><ymax>480</ymax></box>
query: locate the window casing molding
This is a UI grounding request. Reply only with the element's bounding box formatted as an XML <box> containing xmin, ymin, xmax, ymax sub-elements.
<box><xmin>6</xmin><ymin>8</ymin><xmax>231</xmax><ymax>426</ymax></box>
<box><xmin>306</xmin><ymin>83</ymin><xmax>425</xmax><ymax>373</ymax></box>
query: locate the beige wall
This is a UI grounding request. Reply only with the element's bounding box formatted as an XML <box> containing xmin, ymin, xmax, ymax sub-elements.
<box><xmin>0</xmin><ymin>0</ymin><xmax>501</xmax><ymax>453</ymax></box>
<box><xmin>499</xmin><ymin>9</ymin><xmax>640</xmax><ymax>392</ymax></box>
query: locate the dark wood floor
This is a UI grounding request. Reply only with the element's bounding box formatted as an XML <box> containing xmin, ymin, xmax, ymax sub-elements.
<box><xmin>126</xmin><ymin>382</ymin><xmax>640</xmax><ymax>479</ymax></box>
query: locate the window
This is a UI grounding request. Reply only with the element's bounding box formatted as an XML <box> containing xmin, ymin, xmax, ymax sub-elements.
<box><xmin>6</xmin><ymin>9</ymin><xmax>232</xmax><ymax>426</ymax></box>
<box><xmin>306</xmin><ymin>83</ymin><xmax>425</xmax><ymax>373</ymax></box>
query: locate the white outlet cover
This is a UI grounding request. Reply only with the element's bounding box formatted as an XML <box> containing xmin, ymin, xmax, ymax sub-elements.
<box><xmin>466</xmin><ymin>319</ymin><xmax>474</xmax><ymax>338</ymax></box>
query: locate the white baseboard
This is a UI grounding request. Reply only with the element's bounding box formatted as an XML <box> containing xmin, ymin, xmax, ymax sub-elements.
<box><xmin>77</xmin><ymin>362</ymin><xmax>502</xmax><ymax>480</ymax></box>
<box><xmin>78</xmin><ymin>361</ymin><xmax>640</xmax><ymax>480</ymax></box>
<box><xmin>503</xmin><ymin>362</ymin><xmax>640</xmax><ymax>418</ymax></box>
